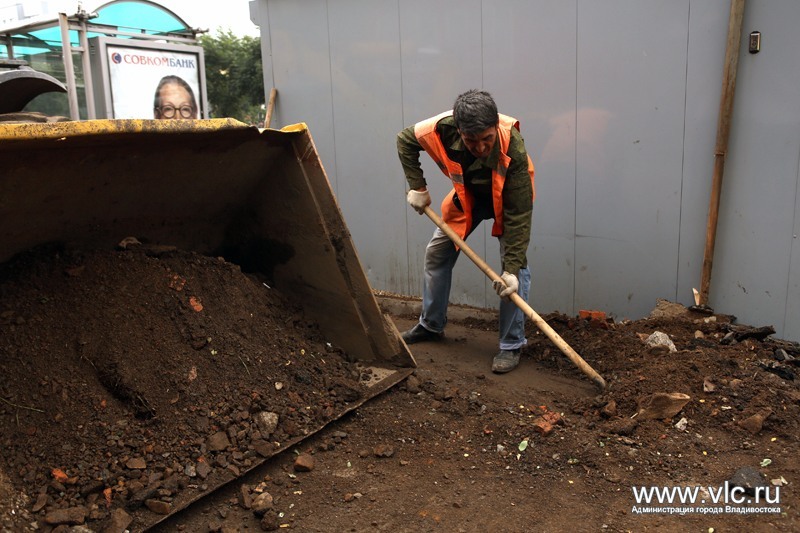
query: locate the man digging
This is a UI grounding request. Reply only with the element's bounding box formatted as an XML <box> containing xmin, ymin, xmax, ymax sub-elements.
<box><xmin>397</xmin><ymin>89</ymin><xmax>536</xmax><ymax>374</ymax></box>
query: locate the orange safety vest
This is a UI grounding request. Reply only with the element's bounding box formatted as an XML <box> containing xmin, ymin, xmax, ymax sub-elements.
<box><xmin>414</xmin><ymin>111</ymin><xmax>535</xmax><ymax>240</ymax></box>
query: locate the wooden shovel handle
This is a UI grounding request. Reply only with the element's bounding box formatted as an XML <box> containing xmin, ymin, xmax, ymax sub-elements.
<box><xmin>423</xmin><ymin>206</ymin><xmax>607</xmax><ymax>390</ymax></box>
<box><xmin>265</xmin><ymin>88</ymin><xmax>278</xmax><ymax>128</ymax></box>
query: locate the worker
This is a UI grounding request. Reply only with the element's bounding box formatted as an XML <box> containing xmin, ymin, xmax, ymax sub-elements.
<box><xmin>397</xmin><ymin>89</ymin><xmax>535</xmax><ymax>374</ymax></box>
<box><xmin>153</xmin><ymin>75</ymin><xmax>198</xmax><ymax>120</ymax></box>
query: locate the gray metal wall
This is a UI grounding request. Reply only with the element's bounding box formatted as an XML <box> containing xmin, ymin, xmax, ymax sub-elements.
<box><xmin>251</xmin><ymin>0</ymin><xmax>800</xmax><ymax>340</ymax></box>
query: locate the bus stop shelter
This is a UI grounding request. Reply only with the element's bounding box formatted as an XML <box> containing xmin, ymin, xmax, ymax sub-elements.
<box><xmin>0</xmin><ymin>0</ymin><xmax>208</xmax><ymax>120</ymax></box>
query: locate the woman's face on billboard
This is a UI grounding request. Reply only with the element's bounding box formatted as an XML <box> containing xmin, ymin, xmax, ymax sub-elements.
<box><xmin>155</xmin><ymin>83</ymin><xmax>197</xmax><ymax>119</ymax></box>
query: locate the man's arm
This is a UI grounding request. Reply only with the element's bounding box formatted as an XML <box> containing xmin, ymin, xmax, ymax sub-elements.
<box><xmin>397</xmin><ymin>125</ymin><xmax>427</xmax><ymax>190</ymax></box>
<box><xmin>500</xmin><ymin>129</ymin><xmax>534</xmax><ymax>276</ymax></box>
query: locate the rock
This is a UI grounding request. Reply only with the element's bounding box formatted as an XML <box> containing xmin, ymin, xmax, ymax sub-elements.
<box><xmin>144</xmin><ymin>498</ymin><xmax>172</xmax><ymax>515</ymax></box>
<box><xmin>600</xmin><ymin>400</ymin><xmax>617</xmax><ymax>418</ymax></box>
<box><xmin>729</xmin><ymin>466</ymin><xmax>768</xmax><ymax>496</ymax></box>
<box><xmin>645</xmin><ymin>331</ymin><xmax>677</xmax><ymax>353</ymax></box>
<box><xmin>604</xmin><ymin>418</ymin><xmax>638</xmax><ymax>436</ymax></box>
<box><xmin>294</xmin><ymin>453</ymin><xmax>316</xmax><ymax>472</ymax></box>
<box><xmin>737</xmin><ymin>410</ymin><xmax>772</xmax><ymax>434</ymax></box>
<box><xmin>44</xmin><ymin>506</ymin><xmax>88</xmax><ymax>526</ymax></box>
<box><xmin>102</xmin><ymin>508</ymin><xmax>132</xmax><ymax>533</ymax></box>
<box><xmin>373</xmin><ymin>444</ymin><xmax>395</xmax><ymax>458</ymax></box>
<box><xmin>637</xmin><ymin>392</ymin><xmax>690</xmax><ymax>420</ymax></box>
<box><xmin>260</xmin><ymin>509</ymin><xmax>280</xmax><ymax>531</ymax></box>
<box><xmin>722</xmin><ymin>325</ymin><xmax>775</xmax><ymax>344</ymax></box>
<box><xmin>703</xmin><ymin>377</ymin><xmax>716</xmax><ymax>393</ymax></box>
<box><xmin>163</xmin><ymin>474</ymin><xmax>179</xmax><ymax>490</ymax></box>
<box><xmin>254</xmin><ymin>412</ymin><xmax>279</xmax><ymax>439</ymax></box>
<box><xmin>441</xmin><ymin>387</ymin><xmax>458</xmax><ymax>400</ymax></box>
<box><xmin>674</xmin><ymin>417</ymin><xmax>688</xmax><ymax>431</ymax></box>
<box><xmin>32</xmin><ymin>492</ymin><xmax>48</xmax><ymax>513</ymax></box>
<box><xmin>79</xmin><ymin>479</ymin><xmax>106</xmax><ymax>497</ymax></box>
<box><xmin>117</xmin><ymin>236</ymin><xmax>142</xmax><ymax>249</ymax></box>
<box><xmin>196</xmin><ymin>460</ymin><xmax>212</xmax><ymax>479</ymax></box>
<box><xmin>207</xmin><ymin>431</ymin><xmax>231</xmax><ymax>452</ymax></box>
<box><xmin>126</xmin><ymin>457</ymin><xmax>147</xmax><ymax>470</ymax></box>
<box><xmin>532</xmin><ymin>418</ymin><xmax>554</xmax><ymax>436</ymax></box>
<box><xmin>252</xmin><ymin>492</ymin><xmax>274</xmax><ymax>516</ymax></box>
<box><xmin>127</xmin><ymin>482</ymin><xmax>162</xmax><ymax>510</ymax></box>
<box><xmin>88</xmin><ymin>507</ymin><xmax>107</xmax><ymax>520</ymax></box>
<box><xmin>239</xmin><ymin>484</ymin><xmax>253</xmax><ymax>510</ymax></box>
<box><xmin>405</xmin><ymin>375</ymin><xmax>421</xmax><ymax>393</ymax></box>
<box><xmin>544</xmin><ymin>411</ymin><xmax>562</xmax><ymax>425</ymax></box>
<box><xmin>253</xmin><ymin>440</ymin><xmax>274</xmax><ymax>458</ymax></box>
<box><xmin>531</xmin><ymin>411</ymin><xmax>561</xmax><ymax>436</ymax></box>
<box><xmin>649</xmin><ymin>299</ymin><xmax>688</xmax><ymax>318</ymax></box>
<box><xmin>758</xmin><ymin>362</ymin><xmax>795</xmax><ymax>381</ymax></box>
<box><xmin>773</xmin><ymin>349</ymin><xmax>793</xmax><ymax>362</ymax></box>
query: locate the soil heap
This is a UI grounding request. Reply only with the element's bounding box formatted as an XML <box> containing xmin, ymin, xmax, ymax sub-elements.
<box><xmin>0</xmin><ymin>244</ymin><xmax>368</xmax><ymax>531</ymax></box>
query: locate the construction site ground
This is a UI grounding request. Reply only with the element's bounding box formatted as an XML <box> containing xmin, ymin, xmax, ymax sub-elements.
<box><xmin>1</xmin><ymin>245</ymin><xmax>798</xmax><ymax>532</ymax></box>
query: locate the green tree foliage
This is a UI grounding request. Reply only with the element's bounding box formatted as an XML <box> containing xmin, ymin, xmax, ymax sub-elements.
<box><xmin>199</xmin><ymin>30</ymin><xmax>265</xmax><ymax>125</ymax></box>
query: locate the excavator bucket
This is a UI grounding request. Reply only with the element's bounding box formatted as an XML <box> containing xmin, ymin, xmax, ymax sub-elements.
<box><xmin>0</xmin><ymin>119</ymin><xmax>413</xmax><ymax>367</ymax></box>
<box><xmin>0</xmin><ymin>119</ymin><xmax>415</xmax><ymax>525</ymax></box>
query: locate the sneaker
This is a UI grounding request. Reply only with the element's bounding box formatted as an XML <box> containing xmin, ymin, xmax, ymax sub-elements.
<box><xmin>492</xmin><ymin>349</ymin><xmax>521</xmax><ymax>373</ymax></box>
<box><xmin>401</xmin><ymin>323</ymin><xmax>443</xmax><ymax>345</ymax></box>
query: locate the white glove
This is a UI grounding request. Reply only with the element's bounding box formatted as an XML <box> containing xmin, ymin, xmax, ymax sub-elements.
<box><xmin>406</xmin><ymin>188</ymin><xmax>431</xmax><ymax>215</ymax></box>
<box><xmin>492</xmin><ymin>271</ymin><xmax>519</xmax><ymax>300</ymax></box>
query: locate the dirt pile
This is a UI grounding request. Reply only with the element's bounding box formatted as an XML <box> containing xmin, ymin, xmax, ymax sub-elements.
<box><xmin>1</xmin><ymin>245</ymin><xmax>799</xmax><ymax>532</ymax></box>
<box><xmin>150</xmin><ymin>304</ymin><xmax>800</xmax><ymax>532</ymax></box>
<box><xmin>0</xmin><ymin>245</ymin><xmax>368</xmax><ymax>532</ymax></box>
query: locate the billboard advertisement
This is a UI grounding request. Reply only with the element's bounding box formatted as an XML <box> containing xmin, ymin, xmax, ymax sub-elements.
<box><xmin>91</xmin><ymin>37</ymin><xmax>207</xmax><ymax>120</ymax></box>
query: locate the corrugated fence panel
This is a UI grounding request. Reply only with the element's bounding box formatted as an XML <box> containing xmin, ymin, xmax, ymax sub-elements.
<box><xmin>262</xmin><ymin>0</ymin><xmax>337</xmax><ymax>191</ymax></box>
<box><xmin>677</xmin><ymin>0</ymin><xmax>730</xmax><ymax>309</ymax></box>
<box><xmin>326</xmin><ymin>1</ymin><xmax>408</xmax><ymax>294</ymax></box>
<box><xmin>398</xmin><ymin>0</ymin><xmax>487</xmax><ymax>308</ymax></box>
<box><xmin>711</xmin><ymin>0</ymin><xmax>800</xmax><ymax>332</ymax></box>
<box><xmin>254</xmin><ymin>0</ymin><xmax>800</xmax><ymax>339</ymax></box>
<box><xmin>483</xmin><ymin>0</ymin><xmax>578</xmax><ymax>315</ymax></box>
<box><xmin>574</xmin><ymin>1</ymin><xmax>689</xmax><ymax>320</ymax></box>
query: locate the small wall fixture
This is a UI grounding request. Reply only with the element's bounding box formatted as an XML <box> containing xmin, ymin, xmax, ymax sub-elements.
<box><xmin>749</xmin><ymin>31</ymin><xmax>761</xmax><ymax>54</ymax></box>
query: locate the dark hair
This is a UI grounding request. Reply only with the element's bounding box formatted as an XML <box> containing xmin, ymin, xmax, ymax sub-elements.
<box><xmin>153</xmin><ymin>75</ymin><xmax>198</xmax><ymax>117</ymax></box>
<box><xmin>452</xmin><ymin>89</ymin><xmax>498</xmax><ymax>134</ymax></box>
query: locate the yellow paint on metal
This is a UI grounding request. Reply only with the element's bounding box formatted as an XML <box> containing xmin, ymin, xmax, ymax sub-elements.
<box><xmin>281</xmin><ymin>122</ymin><xmax>308</xmax><ymax>133</ymax></box>
<box><xmin>0</xmin><ymin>118</ymin><xmax>250</xmax><ymax>141</ymax></box>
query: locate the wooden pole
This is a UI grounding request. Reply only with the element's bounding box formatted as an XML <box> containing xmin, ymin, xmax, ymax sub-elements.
<box><xmin>423</xmin><ymin>206</ymin><xmax>607</xmax><ymax>390</ymax></box>
<box><xmin>264</xmin><ymin>88</ymin><xmax>278</xmax><ymax>128</ymax></box>
<box><xmin>699</xmin><ymin>0</ymin><xmax>746</xmax><ymax>306</ymax></box>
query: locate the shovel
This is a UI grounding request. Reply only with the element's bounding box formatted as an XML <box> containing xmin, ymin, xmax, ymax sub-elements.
<box><xmin>423</xmin><ymin>206</ymin><xmax>607</xmax><ymax>391</ymax></box>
